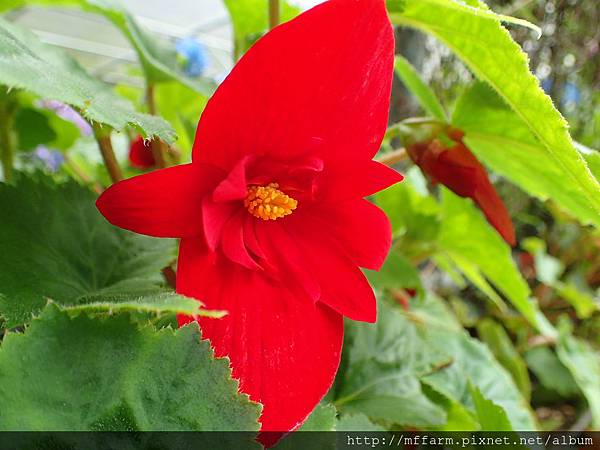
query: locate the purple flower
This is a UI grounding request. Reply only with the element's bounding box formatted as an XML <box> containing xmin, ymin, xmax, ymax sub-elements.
<box><xmin>32</xmin><ymin>146</ymin><xmax>65</xmax><ymax>172</ymax></box>
<box><xmin>38</xmin><ymin>100</ymin><xmax>92</xmax><ymax>136</ymax></box>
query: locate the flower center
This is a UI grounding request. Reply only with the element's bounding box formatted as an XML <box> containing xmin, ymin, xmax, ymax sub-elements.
<box><xmin>244</xmin><ymin>182</ymin><xmax>298</xmax><ymax>221</ymax></box>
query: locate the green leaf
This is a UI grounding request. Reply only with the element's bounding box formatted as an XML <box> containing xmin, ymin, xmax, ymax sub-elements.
<box><xmin>476</xmin><ymin>319</ymin><xmax>531</xmax><ymax>401</ymax></box>
<box><xmin>453</xmin><ymin>82</ymin><xmax>600</xmax><ymax>227</ymax></box>
<box><xmin>84</xmin><ymin>0</ymin><xmax>215</xmax><ymax>95</ymax></box>
<box><xmin>374</xmin><ymin>172</ymin><xmax>440</xmax><ymax>259</ymax></box>
<box><xmin>469</xmin><ymin>384</ymin><xmax>513</xmax><ymax>431</ymax></box>
<box><xmin>438</xmin><ymin>189</ymin><xmax>555</xmax><ymax>337</ymax></box>
<box><xmin>419</xmin><ymin>319</ymin><xmax>536</xmax><ymax>429</ymax></box>
<box><xmin>0</xmin><ymin>304</ymin><xmax>262</xmax><ymax>433</ymax></box>
<box><xmin>577</xmin><ymin>143</ymin><xmax>600</xmax><ymax>181</ymax></box>
<box><xmin>524</xmin><ymin>346</ymin><xmax>579</xmax><ymax>398</ymax></box>
<box><xmin>14</xmin><ymin>108</ymin><xmax>56</xmax><ymax>151</ymax></box>
<box><xmin>555</xmin><ymin>282</ymin><xmax>598</xmax><ymax>320</ymax></box>
<box><xmin>391</xmin><ymin>0</ymin><xmax>600</xmax><ymax>222</ymax></box>
<box><xmin>556</xmin><ymin>318</ymin><xmax>600</xmax><ymax>428</ymax></box>
<box><xmin>365</xmin><ymin>251</ymin><xmax>423</xmax><ymax>295</ymax></box>
<box><xmin>521</xmin><ymin>237</ymin><xmax>597</xmax><ymax>318</ymax></box>
<box><xmin>298</xmin><ymin>403</ymin><xmax>337</xmax><ymax>432</ymax></box>
<box><xmin>336</xmin><ymin>296</ymin><xmax>536</xmax><ymax>430</ymax></box>
<box><xmin>224</xmin><ymin>0</ymin><xmax>301</xmax><ymax>60</ymax></box>
<box><xmin>154</xmin><ymin>81</ymin><xmax>208</xmax><ymax>158</ymax></box>
<box><xmin>394</xmin><ymin>56</ymin><xmax>446</xmax><ymax>121</ymax></box>
<box><xmin>0</xmin><ymin>174</ymin><xmax>176</xmax><ymax>328</ymax></box>
<box><xmin>335</xmin><ymin>299</ymin><xmax>450</xmax><ymax>427</ymax></box>
<box><xmin>0</xmin><ymin>18</ymin><xmax>175</xmax><ymax>143</ymax></box>
<box><xmin>60</xmin><ymin>292</ymin><xmax>225</xmax><ymax>319</ymax></box>
<box><xmin>336</xmin><ymin>413</ymin><xmax>384</xmax><ymax>431</ymax></box>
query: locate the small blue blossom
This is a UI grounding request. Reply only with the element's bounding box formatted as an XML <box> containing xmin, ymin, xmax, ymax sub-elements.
<box><xmin>562</xmin><ymin>81</ymin><xmax>581</xmax><ymax>106</ymax></box>
<box><xmin>32</xmin><ymin>145</ymin><xmax>65</xmax><ymax>172</ymax></box>
<box><xmin>176</xmin><ymin>37</ymin><xmax>208</xmax><ymax>77</ymax></box>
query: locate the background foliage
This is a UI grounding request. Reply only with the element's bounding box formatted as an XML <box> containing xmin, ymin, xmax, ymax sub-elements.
<box><xmin>0</xmin><ymin>0</ymin><xmax>598</xmax><ymax>443</ymax></box>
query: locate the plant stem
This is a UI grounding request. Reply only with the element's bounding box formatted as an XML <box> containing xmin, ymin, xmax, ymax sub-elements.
<box><xmin>64</xmin><ymin>155</ymin><xmax>103</xmax><ymax>194</ymax></box>
<box><xmin>92</xmin><ymin>124</ymin><xmax>123</xmax><ymax>183</ymax></box>
<box><xmin>145</xmin><ymin>82</ymin><xmax>168</xmax><ymax>169</ymax></box>
<box><xmin>0</xmin><ymin>97</ymin><xmax>16</xmax><ymax>183</ymax></box>
<box><xmin>269</xmin><ymin>0</ymin><xmax>280</xmax><ymax>29</ymax></box>
<box><xmin>377</xmin><ymin>147</ymin><xmax>407</xmax><ymax>166</ymax></box>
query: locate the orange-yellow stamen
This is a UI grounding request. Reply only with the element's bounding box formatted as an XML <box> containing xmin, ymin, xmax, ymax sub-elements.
<box><xmin>244</xmin><ymin>182</ymin><xmax>298</xmax><ymax>221</ymax></box>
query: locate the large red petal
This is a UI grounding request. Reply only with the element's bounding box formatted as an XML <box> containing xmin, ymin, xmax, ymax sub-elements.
<box><xmin>304</xmin><ymin>199</ymin><xmax>393</xmax><ymax>271</ymax></box>
<box><xmin>176</xmin><ymin>238</ymin><xmax>343</xmax><ymax>436</ymax></box>
<box><xmin>288</xmin><ymin>221</ymin><xmax>377</xmax><ymax>323</ymax></box>
<box><xmin>318</xmin><ymin>159</ymin><xmax>403</xmax><ymax>202</ymax></box>
<box><xmin>96</xmin><ymin>163</ymin><xmax>223</xmax><ymax>238</ymax></box>
<box><xmin>192</xmin><ymin>0</ymin><xmax>394</xmax><ymax>169</ymax></box>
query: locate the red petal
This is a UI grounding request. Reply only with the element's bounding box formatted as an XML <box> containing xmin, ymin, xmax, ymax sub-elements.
<box><xmin>474</xmin><ymin>181</ymin><xmax>516</xmax><ymax>246</ymax></box>
<box><xmin>96</xmin><ymin>163</ymin><xmax>223</xmax><ymax>238</ymax></box>
<box><xmin>288</xmin><ymin>222</ymin><xmax>377</xmax><ymax>323</ymax></box>
<box><xmin>212</xmin><ymin>155</ymin><xmax>253</xmax><ymax>202</ymax></box>
<box><xmin>192</xmin><ymin>0</ymin><xmax>394</xmax><ymax>169</ymax></box>
<box><xmin>435</xmin><ymin>143</ymin><xmax>515</xmax><ymax>246</ymax></box>
<box><xmin>221</xmin><ymin>211</ymin><xmax>261</xmax><ymax>270</ymax></box>
<box><xmin>318</xmin><ymin>159</ymin><xmax>403</xmax><ymax>202</ymax></box>
<box><xmin>432</xmin><ymin>146</ymin><xmax>480</xmax><ymax>197</ymax></box>
<box><xmin>305</xmin><ymin>199</ymin><xmax>393</xmax><ymax>270</ymax></box>
<box><xmin>177</xmin><ymin>238</ymin><xmax>343</xmax><ymax>436</ymax></box>
<box><xmin>128</xmin><ymin>136</ymin><xmax>155</xmax><ymax>169</ymax></box>
<box><xmin>254</xmin><ymin>221</ymin><xmax>321</xmax><ymax>303</ymax></box>
<box><xmin>201</xmin><ymin>196</ymin><xmax>238</xmax><ymax>251</ymax></box>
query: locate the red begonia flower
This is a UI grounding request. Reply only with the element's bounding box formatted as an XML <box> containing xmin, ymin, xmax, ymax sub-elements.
<box><xmin>128</xmin><ymin>136</ymin><xmax>156</xmax><ymax>169</ymax></box>
<box><xmin>96</xmin><ymin>0</ymin><xmax>400</xmax><ymax>438</ymax></box>
<box><xmin>407</xmin><ymin>133</ymin><xmax>515</xmax><ymax>246</ymax></box>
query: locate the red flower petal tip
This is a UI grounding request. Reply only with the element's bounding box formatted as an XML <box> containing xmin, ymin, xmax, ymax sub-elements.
<box><xmin>408</xmin><ymin>137</ymin><xmax>516</xmax><ymax>246</ymax></box>
<box><xmin>95</xmin><ymin>0</ymin><xmax>399</xmax><ymax>441</ymax></box>
<box><xmin>128</xmin><ymin>136</ymin><xmax>156</xmax><ymax>170</ymax></box>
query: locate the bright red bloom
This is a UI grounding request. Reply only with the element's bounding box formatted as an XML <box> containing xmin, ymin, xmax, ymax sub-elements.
<box><xmin>129</xmin><ymin>136</ymin><xmax>156</xmax><ymax>169</ymax></box>
<box><xmin>407</xmin><ymin>134</ymin><xmax>515</xmax><ymax>246</ymax></box>
<box><xmin>97</xmin><ymin>0</ymin><xmax>400</xmax><ymax>437</ymax></box>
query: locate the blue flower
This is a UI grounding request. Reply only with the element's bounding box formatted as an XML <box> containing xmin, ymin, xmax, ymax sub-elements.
<box><xmin>562</xmin><ymin>81</ymin><xmax>581</xmax><ymax>106</ymax></box>
<box><xmin>176</xmin><ymin>37</ymin><xmax>208</xmax><ymax>77</ymax></box>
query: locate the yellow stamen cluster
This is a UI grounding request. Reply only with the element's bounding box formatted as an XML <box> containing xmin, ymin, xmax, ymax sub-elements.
<box><xmin>244</xmin><ymin>183</ymin><xmax>298</xmax><ymax>221</ymax></box>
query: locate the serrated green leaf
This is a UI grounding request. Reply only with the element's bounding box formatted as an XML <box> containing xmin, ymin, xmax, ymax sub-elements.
<box><xmin>299</xmin><ymin>403</ymin><xmax>337</xmax><ymax>432</ymax></box>
<box><xmin>335</xmin><ymin>299</ymin><xmax>450</xmax><ymax>427</ymax></box>
<box><xmin>0</xmin><ymin>174</ymin><xmax>176</xmax><ymax>328</ymax></box>
<box><xmin>417</xmin><ymin>302</ymin><xmax>536</xmax><ymax>430</ymax></box>
<box><xmin>391</xmin><ymin>0</ymin><xmax>600</xmax><ymax>222</ymax></box>
<box><xmin>83</xmin><ymin>0</ymin><xmax>214</xmax><ymax>95</ymax></box>
<box><xmin>0</xmin><ymin>18</ymin><xmax>175</xmax><ymax>143</ymax></box>
<box><xmin>60</xmin><ymin>292</ymin><xmax>225</xmax><ymax>319</ymax></box>
<box><xmin>438</xmin><ymin>188</ymin><xmax>556</xmax><ymax>337</ymax></box>
<box><xmin>224</xmin><ymin>0</ymin><xmax>301</xmax><ymax>60</ymax></box>
<box><xmin>556</xmin><ymin>318</ymin><xmax>600</xmax><ymax>428</ymax></box>
<box><xmin>337</xmin><ymin>297</ymin><xmax>536</xmax><ymax>430</ymax></box>
<box><xmin>0</xmin><ymin>304</ymin><xmax>262</xmax><ymax>434</ymax></box>
<box><xmin>394</xmin><ymin>55</ymin><xmax>446</xmax><ymax>121</ymax></box>
<box><xmin>577</xmin><ymin>143</ymin><xmax>600</xmax><ymax>181</ymax></box>
<box><xmin>476</xmin><ymin>319</ymin><xmax>531</xmax><ymax>401</ymax></box>
<box><xmin>453</xmin><ymin>82</ymin><xmax>600</xmax><ymax>227</ymax></box>
<box><xmin>469</xmin><ymin>384</ymin><xmax>513</xmax><ymax>431</ymax></box>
